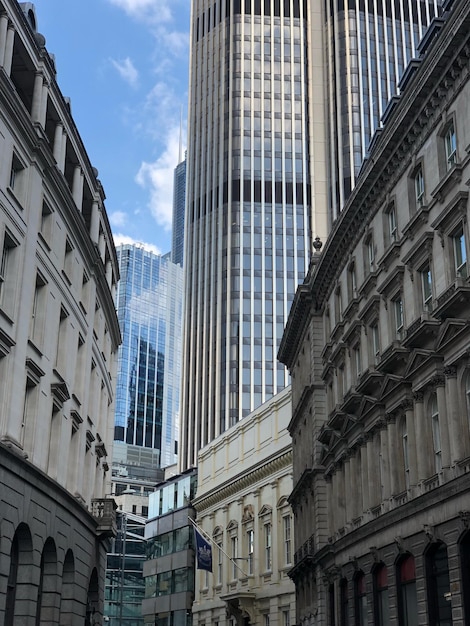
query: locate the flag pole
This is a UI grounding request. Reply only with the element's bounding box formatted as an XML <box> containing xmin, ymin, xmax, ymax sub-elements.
<box><xmin>188</xmin><ymin>517</ymin><xmax>249</xmax><ymax>578</ymax></box>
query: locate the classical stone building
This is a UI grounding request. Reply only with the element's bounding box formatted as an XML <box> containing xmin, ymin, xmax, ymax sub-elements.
<box><xmin>192</xmin><ymin>387</ymin><xmax>295</xmax><ymax>626</ymax></box>
<box><xmin>0</xmin><ymin>2</ymin><xmax>120</xmax><ymax>623</ymax></box>
<box><xmin>279</xmin><ymin>1</ymin><xmax>470</xmax><ymax>624</ymax></box>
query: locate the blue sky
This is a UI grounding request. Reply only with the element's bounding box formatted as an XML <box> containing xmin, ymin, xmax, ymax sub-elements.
<box><xmin>33</xmin><ymin>0</ymin><xmax>190</xmax><ymax>255</ymax></box>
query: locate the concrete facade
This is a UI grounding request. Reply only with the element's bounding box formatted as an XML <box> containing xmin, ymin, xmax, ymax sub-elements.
<box><xmin>192</xmin><ymin>387</ymin><xmax>295</xmax><ymax>625</ymax></box>
<box><xmin>0</xmin><ymin>1</ymin><xmax>120</xmax><ymax>623</ymax></box>
<box><xmin>279</xmin><ymin>0</ymin><xmax>470</xmax><ymax>624</ymax></box>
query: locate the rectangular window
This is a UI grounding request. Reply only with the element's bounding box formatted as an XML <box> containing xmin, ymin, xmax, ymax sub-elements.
<box><xmin>217</xmin><ymin>542</ymin><xmax>223</xmax><ymax>584</ymax></box>
<box><xmin>394</xmin><ymin>297</ymin><xmax>404</xmax><ymax>338</ymax></box>
<box><xmin>388</xmin><ymin>204</ymin><xmax>397</xmax><ymax>243</ymax></box>
<box><xmin>283</xmin><ymin>610</ymin><xmax>290</xmax><ymax>626</ymax></box>
<box><xmin>367</xmin><ymin>238</ymin><xmax>375</xmax><ymax>271</ymax></box>
<box><xmin>0</xmin><ymin>229</ymin><xmax>19</xmax><ymax>314</ymax></box>
<box><xmin>264</xmin><ymin>616</ymin><xmax>270</xmax><ymax>626</ymax></box>
<box><xmin>9</xmin><ymin>153</ymin><xmax>26</xmax><ymax>200</ymax></box>
<box><xmin>354</xmin><ymin>344</ymin><xmax>362</xmax><ymax>379</ymax></box>
<box><xmin>247</xmin><ymin>529</ymin><xmax>254</xmax><ymax>575</ymax></box>
<box><xmin>421</xmin><ymin>266</ymin><xmax>432</xmax><ymax>309</ymax></box>
<box><xmin>415</xmin><ymin>166</ymin><xmax>425</xmax><ymax>208</ymax></box>
<box><xmin>40</xmin><ymin>201</ymin><xmax>54</xmax><ymax>247</ymax></box>
<box><xmin>453</xmin><ymin>228</ymin><xmax>467</xmax><ymax>278</ymax></box>
<box><xmin>30</xmin><ymin>272</ymin><xmax>47</xmax><ymax>347</ymax></box>
<box><xmin>283</xmin><ymin>515</ymin><xmax>292</xmax><ymax>565</ymax></box>
<box><xmin>264</xmin><ymin>523</ymin><xmax>272</xmax><ymax>571</ymax></box>
<box><xmin>231</xmin><ymin>536</ymin><xmax>238</xmax><ymax>579</ymax></box>
<box><xmin>445</xmin><ymin>123</ymin><xmax>457</xmax><ymax>170</ymax></box>
<box><xmin>372</xmin><ymin>323</ymin><xmax>380</xmax><ymax>363</ymax></box>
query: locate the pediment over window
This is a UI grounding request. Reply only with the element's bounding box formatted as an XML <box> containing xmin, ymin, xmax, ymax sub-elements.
<box><xmin>51</xmin><ymin>370</ymin><xmax>70</xmax><ymax>406</ymax></box>
<box><xmin>227</xmin><ymin>520</ymin><xmax>238</xmax><ymax>533</ymax></box>
<box><xmin>435</xmin><ymin>318</ymin><xmax>468</xmax><ymax>351</ymax></box>
<box><xmin>379</xmin><ymin>374</ymin><xmax>408</xmax><ymax>402</ymax></box>
<box><xmin>377</xmin><ymin>341</ymin><xmax>409</xmax><ymax>375</ymax></box>
<box><xmin>25</xmin><ymin>357</ymin><xmax>45</xmax><ymax>386</ymax></box>
<box><xmin>403</xmin><ymin>349</ymin><xmax>441</xmax><ymax>379</ymax></box>
<box><xmin>258</xmin><ymin>505</ymin><xmax>272</xmax><ymax>518</ymax></box>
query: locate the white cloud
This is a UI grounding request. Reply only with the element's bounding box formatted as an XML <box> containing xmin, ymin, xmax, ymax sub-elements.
<box><xmin>109</xmin><ymin>211</ymin><xmax>128</xmax><ymax>228</ymax></box>
<box><xmin>135</xmin><ymin>126</ymin><xmax>183</xmax><ymax>230</ymax></box>
<box><xmin>113</xmin><ymin>233</ymin><xmax>162</xmax><ymax>256</ymax></box>
<box><xmin>107</xmin><ymin>0</ymin><xmax>172</xmax><ymax>23</ymax></box>
<box><xmin>110</xmin><ymin>57</ymin><xmax>139</xmax><ymax>88</ymax></box>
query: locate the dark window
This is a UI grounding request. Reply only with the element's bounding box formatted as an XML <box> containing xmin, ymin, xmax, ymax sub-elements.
<box><xmin>340</xmin><ymin>578</ymin><xmax>349</xmax><ymax>626</ymax></box>
<box><xmin>426</xmin><ymin>544</ymin><xmax>451</xmax><ymax>626</ymax></box>
<box><xmin>374</xmin><ymin>564</ymin><xmax>389</xmax><ymax>626</ymax></box>
<box><xmin>355</xmin><ymin>572</ymin><xmax>367</xmax><ymax>626</ymax></box>
<box><xmin>397</xmin><ymin>554</ymin><xmax>417</xmax><ymax>626</ymax></box>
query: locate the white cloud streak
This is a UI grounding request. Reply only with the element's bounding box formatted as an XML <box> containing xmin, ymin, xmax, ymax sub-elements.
<box><xmin>113</xmin><ymin>233</ymin><xmax>162</xmax><ymax>256</ymax></box>
<box><xmin>135</xmin><ymin>126</ymin><xmax>183</xmax><ymax>230</ymax></box>
<box><xmin>110</xmin><ymin>57</ymin><xmax>139</xmax><ymax>88</ymax></box>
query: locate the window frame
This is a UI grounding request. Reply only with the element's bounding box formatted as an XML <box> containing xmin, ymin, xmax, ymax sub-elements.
<box><xmin>444</xmin><ymin>122</ymin><xmax>457</xmax><ymax>170</ymax></box>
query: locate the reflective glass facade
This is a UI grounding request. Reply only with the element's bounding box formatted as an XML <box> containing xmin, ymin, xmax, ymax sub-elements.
<box><xmin>114</xmin><ymin>245</ymin><xmax>183</xmax><ymax>467</ymax></box>
<box><xmin>172</xmin><ymin>157</ymin><xmax>187</xmax><ymax>267</ymax></box>
<box><xmin>181</xmin><ymin>0</ymin><xmax>313</xmax><ymax>470</ymax></box>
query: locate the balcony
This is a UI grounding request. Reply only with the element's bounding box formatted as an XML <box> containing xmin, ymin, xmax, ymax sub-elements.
<box><xmin>91</xmin><ymin>498</ymin><xmax>117</xmax><ymax>537</ymax></box>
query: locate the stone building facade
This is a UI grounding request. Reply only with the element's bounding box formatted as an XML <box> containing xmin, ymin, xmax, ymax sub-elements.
<box><xmin>0</xmin><ymin>2</ymin><xmax>120</xmax><ymax>623</ymax></box>
<box><xmin>279</xmin><ymin>1</ymin><xmax>470</xmax><ymax>624</ymax></box>
<box><xmin>192</xmin><ymin>387</ymin><xmax>295</xmax><ymax>626</ymax></box>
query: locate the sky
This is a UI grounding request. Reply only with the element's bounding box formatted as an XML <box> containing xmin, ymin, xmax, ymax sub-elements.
<box><xmin>33</xmin><ymin>0</ymin><xmax>191</xmax><ymax>256</ymax></box>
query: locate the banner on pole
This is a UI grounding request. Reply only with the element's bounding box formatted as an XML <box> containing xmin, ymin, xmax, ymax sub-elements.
<box><xmin>194</xmin><ymin>526</ymin><xmax>213</xmax><ymax>572</ymax></box>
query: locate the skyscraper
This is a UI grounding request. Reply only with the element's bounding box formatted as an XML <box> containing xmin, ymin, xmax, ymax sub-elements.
<box><xmin>114</xmin><ymin>244</ymin><xmax>184</xmax><ymax>468</ymax></box>
<box><xmin>172</xmin><ymin>155</ymin><xmax>187</xmax><ymax>267</ymax></box>
<box><xmin>325</xmin><ymin>0</ymin><xmax>442</xmax><ymax>219</ymax></box>
<box><xmin>180</xmin><ymin>0</ymin><xmax>441</xmax><ymax>470</ymax></box>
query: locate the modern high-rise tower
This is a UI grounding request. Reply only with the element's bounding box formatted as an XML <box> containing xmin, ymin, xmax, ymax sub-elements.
<box><xmin>180</xmin><ymin>0</ymin><xmax>441</xmax><ymax>470</ymax></box>
<box><xmin>114</xmin><ymin>244</ymin><xmax>184</xmax><ymax>468</ymax></box>
<box><xmin>171</xmin><ymin>155</ymin><xmax>187</xmax><ymax>267</ymax></box>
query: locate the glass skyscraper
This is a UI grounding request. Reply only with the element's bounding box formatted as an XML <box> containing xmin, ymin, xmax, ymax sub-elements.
<box><xmin>180</xmin><ymin>0</ymin><xmax>440</xmax><ymax>470</ymax></box>
<box><xmin>172</xmin><ymin>155</ymin><xmax>187</xmax><ymax>267</ymax></box>
<box><xmin>114</xmin><ymin>244</ymin><xmax>184</xmax><ymax>468</ymax></box>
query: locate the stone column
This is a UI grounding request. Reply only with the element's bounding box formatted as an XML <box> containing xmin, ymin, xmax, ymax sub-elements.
<box><xmin>404</xmin><ymin>400</ymin><xmax>418</xmax><ymax>487</ymax></box>
<box><xmin>360</xmin><ymin>442</ymin><xmax>369</xmax><ymax>512</ymax></box>
<box><xmin>413</xmin><ymin>393</ymin><xmax>427</xmax><ymax>481</ymax></box>
<box><xmin>349</xmin><ymin>450</ymin><xmax>358</xmax><ymax>520</ymax></box>
<box><xmin>105</xmin><ymin>260</ymin><xmax>112</xmax><ymax>287</ymax></box>
<box><xmin>387</xmin><ymin>418</ymin><xmax>399</xmax><ymax>495</ymax></box>
<box><xmin>32</xmin><ymin>72</ymin><xmax>44</xmax><ymax>123</ymax></box>
<box><xmin>90</xmin><ymin>201</ymin><xmax>100</xmax><ymax>243</ymax></box>
<box><xmin>380</xmin><ymin>425</ymin><xmax>391</xmax><ymax>500</ymax></box>
<box><xmin>53</xmin><ymin>122</ymin><xmax>63</xmax><ymax>165</ymax></box>
<box><xmin>0</xmin><ymin>13</ymin><xmax>8</xmax><ymax>67</ymax></box>
<box><xmin>3</xmin><ymin>24</ymin><xmax>14</xmax><ymax>76</ymax></box>
<box><xmin>445</xmin><ymin>367</ymin><xmax>465</xmax><ymax>463</ymax></box>
<box><xmin>435</xmin><ymin>376</ymin><xmax>451</xmax><ymax>470</ymax></box>
<box><xmin>40</xmin><ymin>78</ymin><xmax>48</xmax><ymax>128</ymax></box>
<box><xmin>72</xmin><ymin>165</ymin><xmax>83</xmax><ymax>211</ymax></box>
<box><xmin>343</xmin><ymin>457</ymin><xmax>351</xmax><ymax>525</ymax></box>
<box><xmin>367</xmin><ymin>435</ymin><xmax>378</xmax><ymax>507</ymax></box>
<box><xmin>60</xmin><ymin>129</ymin><xmax>67</xmax><ymax>172</ymax></box>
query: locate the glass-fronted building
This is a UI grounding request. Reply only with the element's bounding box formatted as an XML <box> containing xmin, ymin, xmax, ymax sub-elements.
<box><xmin>114</xmin><ymin>244</ymin><xmax>184</xmax><ymax>467</ymax></box>
<box><xmin>172</xmin><ymin>156</ymin><xmax>187</xmax><ymax>268</ymax></box>
<box><xmin>143</xmin><ymin>470</ymin><xmax>198</xmax><ymax>626</ymax></box>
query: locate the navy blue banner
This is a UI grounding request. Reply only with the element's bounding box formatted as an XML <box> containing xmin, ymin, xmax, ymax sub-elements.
<box><xmin>194</xmin><ymin>526</ymin><xmax>212</xmax><ymax>572</ymax></box>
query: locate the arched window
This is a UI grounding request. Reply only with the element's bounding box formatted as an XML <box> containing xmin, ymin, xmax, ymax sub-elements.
<box><xmin>397</xmin><ymin>554</ymin><xmax>417</xmax><ymax>626</ymax></box>
<box><xmin>5</xmin><ymin>524</ymin><xmax>34</xmax><ymax>626</ymax></box>
<box><xmin>374</xmin><ymin>564</ymin><xmax>389</xmax><ymax>626</ymax></box>
<box><xmin>36</xmin><ymin>538</ymin><xmax>59</xmax><ymax>624</ymax></box>
<box><xmin>460</xmin><ymin>531</ymin><xmax>470</xmax><ymax>623</ymax></box>
<box><xmin>430</xmin><ymin>393</ymin><xmax>442</xmax><ymax>474</ymax></box>
<box><xmin>355</xmin><ymin>572</ymin><xmax>367</xmax><ymax>626</ymax></box>
<box><xmin>426</xmin><ymin>543</ymin><xmax>451</xmax><ymax>626</ymax></box>
<box><xmin>340</xmin><ymin>577</ymin><xmax>349</xmax><ymax>626</ymax></box>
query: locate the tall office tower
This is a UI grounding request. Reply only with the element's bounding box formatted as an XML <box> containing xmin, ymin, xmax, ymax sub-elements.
<box><xmin>180</xmin><ymin>0</ymin><xmax>327</xmax><ymax>471</ymax></box>
<box><xmin>171</xmin><ymin>154</ymin><xmax>187</xmax><ymax>267</ymax></box>
<box><xmin>326</xmin><ymin>0</ymin><xmax>441</xmax><ymax>219</ymax></box>
<box><xmin>114</xmin><ymin>244</ymin><xmax>184</xmax><ymax>469</ymax></box>
<box><xmin>180</xmin><ymin>0</ymin><xmax>440</xmax><ymax>470</ymax></box>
